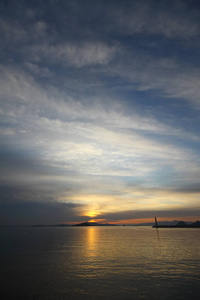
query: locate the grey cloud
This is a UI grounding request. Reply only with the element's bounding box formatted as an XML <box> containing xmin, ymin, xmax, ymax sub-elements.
<box><xmin>172</xmin><ymin>185</ymin><xmax>200</xmax><ymax>194</ymax></box>
<box><xmin>1</xmin><ymin>1</ymin><xmax>200</xmax><ymax>45</ymax></box>
<box><xmin>0</xmin><ymin>179</ymin><xmax>84</xmax><ymax>226</ymax></box>
<box><xmin>105</xmin><ymin>50</ymin><xmax>200</xmax><ymax>106</ymax></box>
<box><xmin>24</xmin><ymin>62</ymin><xmax>53</xmax><ymax>78</ymax></box>
<box><xmin>0</xmin><ymin>65</ymin><xmax>199</xmax><ymax>183</ymax></box>
<box><xmin>0</xmin><ymin>145</ymin><xmax>85</xmax><ymax>198</ymax></box>
<box><xmin>23</xmin><ymin>42</ymin><xmax>116</xmax><ymax>67</ymax></box>
<box><xmin>0</xmin><ymin>200</ymin><xmax>82</xmax><ymax>226</ymax></box>
<box><xmin>106</xmin><ymin>0</ymin><xmax>199</xmax><ymax>39</ymax></box>
<box><xmin>1</xmin><ymin>1</ymin><xmax>200</xmax><ymax>108</ymax></box>
<box><xmin>0</xmin><ymin>17</ymin><xmax>26</xmax><ymax>44</ymax></box>
<box><xmin>96</xmin><ymin>208</ymin><xmax>200</xmax><ymax>222</ymax></box>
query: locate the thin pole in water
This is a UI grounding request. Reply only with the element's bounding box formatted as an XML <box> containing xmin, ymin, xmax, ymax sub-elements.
<box><xmin>155</xmin><ymin>216</ymin><xmax>158</xmax><ymax>228</ymax></box>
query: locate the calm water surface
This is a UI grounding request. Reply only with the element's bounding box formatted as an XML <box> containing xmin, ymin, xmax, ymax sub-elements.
<box><xmin>0</xmin><ymin>226</ymin><xmax>200</xmax><ymax>299</ymax></box>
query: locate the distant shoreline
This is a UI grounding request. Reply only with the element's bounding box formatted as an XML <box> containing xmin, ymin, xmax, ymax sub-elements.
<box><xmin>1</xmin><ymin>220</ymin><xmax>200</xmax><ymax>228</ymax></box>
<box><xmin>153</xmin><ymin>220</ymin><xmax>200</xmax><ymax>228</ymax></box>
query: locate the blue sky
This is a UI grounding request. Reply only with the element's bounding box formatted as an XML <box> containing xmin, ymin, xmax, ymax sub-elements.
<box><xmin>0</xmin><ymin>0</ymin><xmax>200</xmax><ymax>225</ymax></box>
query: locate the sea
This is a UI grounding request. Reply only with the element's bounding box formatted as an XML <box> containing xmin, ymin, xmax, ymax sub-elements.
<box><xmin>0</xmin><ymin>226</ymin><xmax>200</xmax><ymax>300</ymax></box>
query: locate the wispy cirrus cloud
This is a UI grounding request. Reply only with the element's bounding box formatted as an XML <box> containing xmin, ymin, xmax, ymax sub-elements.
<box><xmin>0</xmin><ymin>65</ymin><xmax>199</xmax><ymax>183</ymax></box>
<box><xmin>23</xmin><ymin>42</ymin><xmax>117</xmax><ymax>67</ymax></box>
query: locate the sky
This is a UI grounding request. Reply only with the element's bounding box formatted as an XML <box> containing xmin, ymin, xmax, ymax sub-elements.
<box><xmin>1</xmin><ymin>0</ymin><xmax>200</xmax><ymax>226</ymax></box>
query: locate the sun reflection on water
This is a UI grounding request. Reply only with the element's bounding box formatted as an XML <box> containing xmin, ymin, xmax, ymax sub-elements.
<box><xmin>86</xmin><ymin>227</ymin><xmax>97</xmax><ymax>255</ymax></box>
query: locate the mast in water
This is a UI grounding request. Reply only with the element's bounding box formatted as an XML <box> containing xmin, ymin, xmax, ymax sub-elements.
<box><xmin>155</xmin><ymin>216</ymin><xmax>158</xmax><ymax>228</ymax></box>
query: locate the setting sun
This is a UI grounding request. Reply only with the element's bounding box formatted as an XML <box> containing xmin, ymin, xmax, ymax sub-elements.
<box><xmin>86</xmin><ymin>211</ymin><xmax>98</xmax><ymax>219</ymax></box>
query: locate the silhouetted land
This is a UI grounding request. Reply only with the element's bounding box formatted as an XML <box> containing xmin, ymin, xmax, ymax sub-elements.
<box><xmin>25</xmin><ymin>222</ymin><xmax>117</xmax><ymax>227</ymax></box>
<box><xmin>73</xmin><ymin>221</ymin><xmax>117</xmax><ymax>226</ymax></box>
<box><xmin>3</xmin><ymin>220</ymin><xmax>199</xmax><ymax>228</ymax></box>
<box><xmin>153</xmin><ymin>220</ymin><xmax>200</xmax><ymax>228</ymax></box>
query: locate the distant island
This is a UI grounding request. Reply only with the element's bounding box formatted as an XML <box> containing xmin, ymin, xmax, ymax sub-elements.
<box><xmin>29</xmin><ymin>221</ymin><xmax>117</xmax><ymax>227</ymax></box>
<box><xmin>153</xmin><ymin>220</ymin><xmax>200</xmax><ymax>228</ymax></box>
<box><xmin>73</xmin><ymin>221</ymin><xmax>117</xmax><ymax>226</ymax></box>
